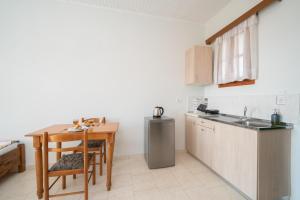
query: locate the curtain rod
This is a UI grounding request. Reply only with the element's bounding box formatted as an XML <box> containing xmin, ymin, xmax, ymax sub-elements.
<box><xmin>205</xmin><ymin>0</ymin><xmax>281</xmax><ymax>45</ymax></box>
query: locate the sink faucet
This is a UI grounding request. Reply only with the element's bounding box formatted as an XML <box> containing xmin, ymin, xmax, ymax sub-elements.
<box><xmin>243</xmin><ymin>106</ymin><xmax>248</xmax><ymax>119</ymax></box>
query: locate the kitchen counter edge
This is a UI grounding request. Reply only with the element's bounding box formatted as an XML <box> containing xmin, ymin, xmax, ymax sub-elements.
<box><xmin>185</xmin><ymin>112</ymin><xmax>293</xmax><ymax>131</ymax></box>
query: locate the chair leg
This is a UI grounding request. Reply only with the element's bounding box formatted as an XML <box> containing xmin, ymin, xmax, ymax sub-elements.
<box><xmin>62</xmin><ymin>175</ymin><xmax>66</xmax><ymax>189</ymax></box>
<box><xmin>73</xmin><ymin>150</ymin><xmax>77</xmax><ymax>179</ymax></box>
<box><xmin>73</xmin><ymin>174</ymin><xmax>77</xmax><ymax>179</ymax></box>
<box><xmin>99</xmin><ymin>144</ymin><xmax>103</xmax><ymax>176</ymax></box>
<box><xmin>93</xmin><ymin>155</ymin><xmax>96</xmax><ymax>185</ymax></box>
<box><xmin>103</xmin><ymin>142</ymin><xmax>106</xmax><ymax>163</ymax></box>
<box><xmin>84</xmin><ymin>171</ymin><xmax>88</xmax><ymax>200</ymax></box>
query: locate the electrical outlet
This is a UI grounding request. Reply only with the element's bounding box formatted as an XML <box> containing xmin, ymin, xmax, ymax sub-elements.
<box><xmin>176</xmin><ymin>98</ymin><xmax>182</xmax><ymax>103</ymax></box>
<box><xmin>276</xmin><ymin>95</ymin><xmax>287</xmax><ymax>105</ymax></box>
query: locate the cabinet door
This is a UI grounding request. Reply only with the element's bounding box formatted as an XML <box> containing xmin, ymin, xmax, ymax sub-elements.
<box><xmin>195</xmin><ymin>46</ymin><xmax>212</xmax><ymax>85</ymax></box>
<box><xmin>185</xmin><ymin>116</ymin><xmax>197</xmax><ymax>155</ymax></box>
<box><xmin>185</xmin><ymin>48</ymin><xmax>195</xmax><ymax>84</ymax></box>
<box><xmin>185</xmin><ymin>46</ymin><xmax>212</xmax><ymax>85</ymax></box>
<box><xmin>196</xmin><ymin>125</ymin><xmax>213</xmax><ymax>167</ymax></box>
<box><xmin>212</xmin><ymin>122</ymin><xmax>258</xmax><ymax>200</ymax></box>
<box><xmin>185</xmin><ymin>116</ymin><xmax>192</xmax><ymax>152</ymax></box>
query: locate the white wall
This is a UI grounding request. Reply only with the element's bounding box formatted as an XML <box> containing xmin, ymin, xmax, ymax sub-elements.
<box><xmin>0</xmin><ymin>0</ymin><xmax>205</xmax><ymax>165</ymax></box>
<box><xmin>2</xmin><ymin>0</ymin><xmax>298</xmax><ymax>197</ymax></box>
<box><xmin>203</xmin><ymin>0</ymin><xmax>300</xmax><ymax>199</ymax></box>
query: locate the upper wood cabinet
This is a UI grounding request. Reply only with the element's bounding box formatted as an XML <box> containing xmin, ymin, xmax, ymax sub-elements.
<box><xmin>185</xmin><ymin>45</ymin><xmax>213</xmax><ymax>85</ymax></box>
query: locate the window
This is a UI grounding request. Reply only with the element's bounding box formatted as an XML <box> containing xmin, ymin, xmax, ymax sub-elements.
<box><xmin>214</xmin><ymin>15</ymin><xmax>258</xmax><ymax>87</ymax></box>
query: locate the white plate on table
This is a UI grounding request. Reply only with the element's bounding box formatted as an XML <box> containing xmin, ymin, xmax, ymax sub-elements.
<box><xmin>67</xmin><ymin>127</ymin><xmax>84</xmax><ymax>132</ymax></box>
<box><xmin>67</xmin><ymin>126</ymin><xmax>89</xmax><ymax>132</ymax></box>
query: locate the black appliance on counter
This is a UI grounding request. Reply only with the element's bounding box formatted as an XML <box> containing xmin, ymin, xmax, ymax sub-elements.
<box><xmin>197</xmin><ymin>104</ymin><xmax>220</xmax><ymax>115</ymax></box>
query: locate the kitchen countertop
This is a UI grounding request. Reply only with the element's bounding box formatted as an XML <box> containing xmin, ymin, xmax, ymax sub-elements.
<box><xmin>186</xmin><ymin>112</ymin><xmax>293</xmax><ymax>131</ymax></box>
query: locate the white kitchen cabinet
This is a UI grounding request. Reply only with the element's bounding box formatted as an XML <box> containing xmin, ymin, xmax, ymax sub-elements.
<box><xmin>196</xmin><ymin>123</ymin><xmax>213</xmax><ymax>167</ymax></box>
<box><xmin>186</xmin><ymin>116</ymin><xmax>214</xmax><ymax>166</ymax></box>
<box><xmin>212</xmin><ymin>122</ymin><xmax>258</xmax><ymax>199</ymax></box>
<box><xmin>185</xmin><ymin>116</ymin><xmax>197</xmax><ymax>155</ymax></box>
<box><xmin>185</xmin><ymin>46</ymin><xmax>212</xmax><ymax>85</ymax></box>
<box><xmin>185</xmin><ymin>114</ymin><xmax>291</xmax><ymax>200</ymax></box>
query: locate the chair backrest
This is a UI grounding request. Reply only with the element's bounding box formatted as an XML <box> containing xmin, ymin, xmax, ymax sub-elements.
<box><xmin>44</xmin><ymin>132</ymin><xmax>87</xmax><ymax>153</ymax></box>
<box><xmin>86</xmin><ymin>117</ymin><xmax>106</xmax><ymax>124</ymax></box>
<box><xmin>43</xmin><ymin>131</ymin><xmax>89</xmax><ymax>171</ymax></box>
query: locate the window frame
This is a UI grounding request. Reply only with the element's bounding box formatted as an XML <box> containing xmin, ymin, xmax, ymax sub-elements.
<box><xmin>218</xmin><ymin>79</ymin><xmax>255</xmax><ymax>88</ymax></box>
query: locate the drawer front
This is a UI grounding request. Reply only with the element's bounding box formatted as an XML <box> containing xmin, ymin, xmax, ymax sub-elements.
<box><xmin>199</xmin><ymin>126</ymin><xmax>214</xmax><ymax>135</ymax></box>
<box><xmin>196</xmin><ymin>118</ymin><xmax>215</xmax><ymax>130</ymax></box>
<box><xmin>0</xmin><ymin>148</ymin><xmax>19</xmax><ymax>178</ymax></box>
<box><xmin>0</xmin><ymin>149</ymin><xmax>18</xmax><ymax>164</ymax></box>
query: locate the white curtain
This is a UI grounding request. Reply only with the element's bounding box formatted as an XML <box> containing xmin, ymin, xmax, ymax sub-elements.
<box><xmin>214</xmin><ymin>15</ymin><xmax>258</xmax><ymax>84</ymax></box>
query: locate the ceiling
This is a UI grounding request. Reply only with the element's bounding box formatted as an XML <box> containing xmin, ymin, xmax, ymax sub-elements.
<box><xmin>70</xmin><ymin>0</ymin><xmax>231</xmax><ymax>23</ymax></box>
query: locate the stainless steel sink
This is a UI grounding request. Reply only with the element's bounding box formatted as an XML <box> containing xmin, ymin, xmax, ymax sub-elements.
<box><xmin>212</xmin><ymin>115</ymin><xmax>241</xmax><ymax>122</ymax></box>
<box><xmin>234</xmin><ymin>119</ymin><xmax>271</xmax><ymax>128</ymax></box>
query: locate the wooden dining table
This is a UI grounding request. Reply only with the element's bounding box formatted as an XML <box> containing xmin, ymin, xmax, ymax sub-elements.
<box><xmin>25</xmin><ymin>122</ymin><xmax>119</xmax><ymax>199</ymax></box>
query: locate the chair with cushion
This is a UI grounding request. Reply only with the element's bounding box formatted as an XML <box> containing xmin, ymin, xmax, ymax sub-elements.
<box><xmin>86</xmin><ymin>140</ymin><xmax>106</xmax><ymax>175</ymax></box>
<box><xmin>43</xmin><ymin>130</ymin><xmax>96</xmax><ymax>200</ymax></box>
<box><xmin>75</xmin><ymin>139</ymin><xmax>106</xmax><ymax>177</ymax></box>
<box><xmin>87</xmin><ymin>117</ymin><xmax>107</xmax><ymax>164</ymax></box>
<box><xmin>74</xmin><ymin>117</ymin><xmax>107</xmax><ymax>177</ymax></box>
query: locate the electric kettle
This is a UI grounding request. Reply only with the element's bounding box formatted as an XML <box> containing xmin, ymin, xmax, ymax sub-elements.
<box><xmin>153</xmin><ymin>106</ymin><xmax>164</xmax><ymax>118</ymax></box>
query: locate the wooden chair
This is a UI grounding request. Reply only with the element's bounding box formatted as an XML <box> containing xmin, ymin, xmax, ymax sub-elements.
<box><xmin>84</xmin><ymin>140</ymin><xmax>106</xmax><ymax>176</ymax></box>
<box><xmin>43</xmin><ymin>131</ymin><xmax>96</xmax><ymax>200</ymax></box>
<box><xmin>74</xmin><ymin>140</ymin><xmax>106</xmax><ymax>177</ymax></box>
<box><xmin>74</xmin><ymin>117</ymin><xmax>106</xmax><ymax>177</ymax></box>
<box><xmin>87</xmin><ymin>117</ymin><xmax>107</xmax><ymax>165</ymax></box>
<box><xmin>91</xmin><ymin>117</ymin><xmax>107</xmax><ymax>164</ymax></box>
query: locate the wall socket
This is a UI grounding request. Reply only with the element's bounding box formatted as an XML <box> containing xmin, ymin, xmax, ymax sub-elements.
<box><xmin>276</xmin><ymin>95</ymin><xmax>287</xmax><ymax>105</ymax></box>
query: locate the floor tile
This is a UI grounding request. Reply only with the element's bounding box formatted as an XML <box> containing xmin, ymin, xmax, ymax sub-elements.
<box><xmin>108</xmin><ymin>186</ymin><xmax>134</xmax><ymax>200</ymax></box>
<box><xmin>133</xmin><ymin>188</ymin><xmax>163</xmax><ymax>200</ymax></box>
<box><xmin>159</xmin><ymin>187</ymin><xmax>190</xmax><ymax>200</ymax></box>
<box><xmin>152</xmin><ymin>170</ymin><xmax>180</xmax><ymax>189</ymax></box>
<box><xmin>131</xmin><ymin>172</ymin><xmax>156</xmax><ymax>191</ymax></box>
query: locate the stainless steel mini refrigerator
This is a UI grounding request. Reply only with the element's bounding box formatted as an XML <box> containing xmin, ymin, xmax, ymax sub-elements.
<box><xmin>144</xmin><ymin>116</ymin><xmax>175</xmax><ymax>169</ymax></box>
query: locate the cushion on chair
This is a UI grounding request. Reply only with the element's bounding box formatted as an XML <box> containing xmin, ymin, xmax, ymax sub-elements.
<box><xmin>49</xmin><ymin>153</ymin><xmax>94</xmax><ymax>171</ymax></box>
<box><xmin>79</xmin><ymin>140</ymin><xmax>105</xmax><ymax>148</ymax></box>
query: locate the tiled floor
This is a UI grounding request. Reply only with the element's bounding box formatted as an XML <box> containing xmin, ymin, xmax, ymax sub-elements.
<box><xmin>0</xmin><ymin>152</ymin><xmax>246</xmax><ymax>200</ymax></box>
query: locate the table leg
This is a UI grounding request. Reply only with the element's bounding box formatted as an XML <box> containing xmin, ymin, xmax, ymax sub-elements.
<box><xmin>112</xmin><ymin>134</ymin><xmax>115</xmax><ymax>161</ymax></box>
<box><xmin>106</xmin><ymin>134</ymin><xmax>115</xmax><ymax>191</ymax></box>
<box><xmin>33</xmin><ymin>137</ymin><xmax>43</xmax><ymax>199</ymax></box>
